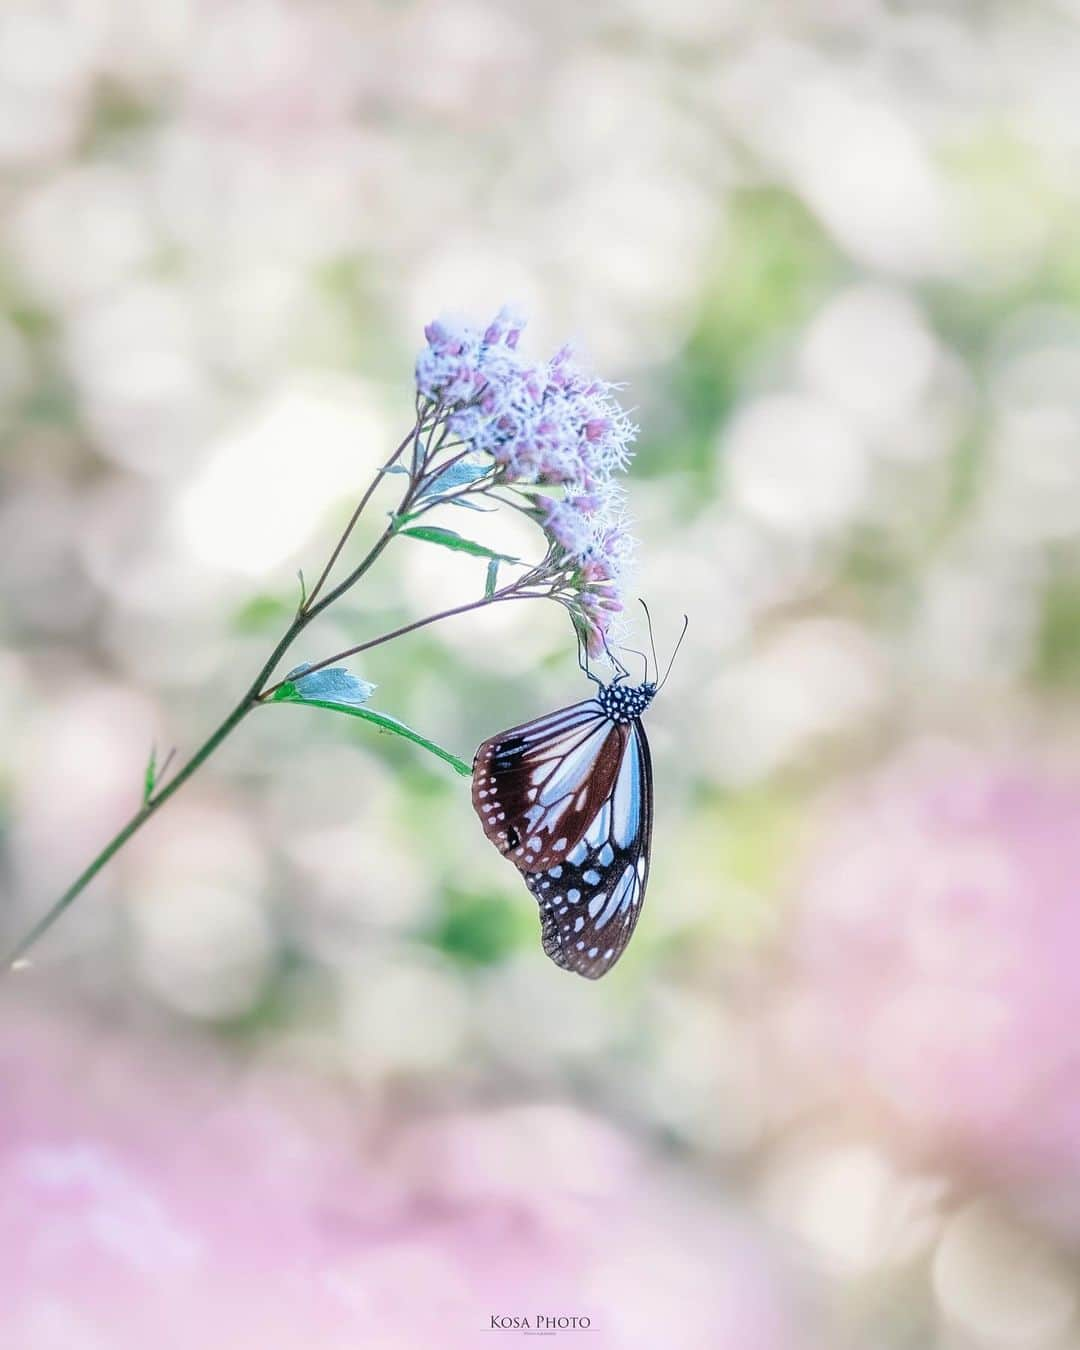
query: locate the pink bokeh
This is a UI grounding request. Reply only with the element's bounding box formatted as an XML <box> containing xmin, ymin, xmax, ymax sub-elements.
<box><xmin>2</xmin><ymin>1002</ymin><xmax>807</xmax><ymax>1349</ymax></box>
<box><xmin>790</xmin><ymin>742</ymin><xmax>1080</xmax><ymax>1228</ymax></box>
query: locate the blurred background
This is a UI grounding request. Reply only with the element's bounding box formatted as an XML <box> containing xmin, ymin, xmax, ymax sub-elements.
<box><xmin>3</xmin><ymin>1</ymin><xmax>1080</xmax><ymax>1346</ymax></box>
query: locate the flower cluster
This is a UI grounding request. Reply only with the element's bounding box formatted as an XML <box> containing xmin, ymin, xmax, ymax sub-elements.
<box><xmin>534</xmin><ymin>494</ymin><xmax>635</xmax><ymax>657</ymax></box>
<box><xmin>416</xmin><ymin>309</ymin><xmax>634</xmax><ymax>489</ymax></box>
<box><xmin>416</xmin><ymin>307</ymin><xmax>638</xmax><ymax>659</ymax></box>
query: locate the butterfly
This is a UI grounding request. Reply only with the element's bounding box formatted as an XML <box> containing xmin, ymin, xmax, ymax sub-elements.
<box><xmin>471</xmin><ymin>611</ymin><xmax>686</xmax><ymax>979</ymax></box>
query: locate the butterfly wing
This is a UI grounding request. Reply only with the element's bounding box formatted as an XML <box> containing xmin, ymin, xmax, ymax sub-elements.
<box><xmin>472</xmin><ymin>699</ymin><xmax>629</xmax><ymax>873</ymax></box>
<box><xmin>525</xmin><ymin>717</ymin><xmax>653</xmax><ymax>979</ymax></box>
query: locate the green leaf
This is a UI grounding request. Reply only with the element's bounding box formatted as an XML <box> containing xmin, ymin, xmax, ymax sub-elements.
<box><xmin>485</xmin><ymin>557</ymin><xmax>499</xmax><ymax>598</ymax></box>
<box><xmin>143</xmin><ymin>746</ymin><xmax>157</xmax><ymax>805</ymax></box>
<box><xmin>142</xmin><ymin>744</ymin><xmax>175</xmax><ymax>804</ymax></box>
<box><xmin>416</xmin><ymin>461</ymin><xmax>490</xmax><ymax>500</ymax></box>
<box><xmin>398</xmin><ymin>524</ymin><xmax>518</xmax><ymax>564</ymax></box>
<box><xmin>270</xmin><ymin>684</ymin><xmax>471</xmax><ymax>777</ymax></box>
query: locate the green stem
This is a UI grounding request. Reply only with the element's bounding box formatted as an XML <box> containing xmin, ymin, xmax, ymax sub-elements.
<box><xmin>258</xmin><ymin>585</ymin><xmax>530</xmax><ymax>699</ymax></box>
<box><xmin>3</xmin><ymin>480</ymin><xmax>409</xmax><ymax>968</ymax></box>
<box><xmin>3</xmin><ymin>695</ymin><xmax>256</xmax><ymax>971</ymax></box>
<box><xmin>3</xmin><ymin>413</ymin><xmax>530</xmax><ymax>970</ymax></box>
<box><xmin>302</xmin><ymin>419</ymin><xmax>423</xmax><ymax>612</ymax></box>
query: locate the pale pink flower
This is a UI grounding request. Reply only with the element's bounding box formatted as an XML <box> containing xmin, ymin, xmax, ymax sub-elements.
<box><xmin>532</xmin><ymin>496</ymin><xmax>635</xmax><ymax>658</ymax></box>
<box><xmin>536</xmin><ymin>495</ymin><xmax>593</xmax><ymax>557</ymax></box>
<box><xmin>415</xmin><ymin>309</ymin><xmax>637</xmax><ymax>494</ymax></box>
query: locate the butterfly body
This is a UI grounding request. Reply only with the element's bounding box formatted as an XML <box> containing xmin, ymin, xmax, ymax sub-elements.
<box><xmin>472</xmin><ymin>678</ymin><xmax>655</xmax><ymax>979</ymax></box>
<box><xmin>597</xmin><ymin>679</ymin><xmax>656</xmax><ymax>724</ymax></box>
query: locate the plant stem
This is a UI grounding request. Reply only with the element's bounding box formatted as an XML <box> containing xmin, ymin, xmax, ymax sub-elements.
<box><xmin>302</xmin><ymin>420</ymin><xmax>422</xmax><ymax>611</ymax></box>
<box><xmin>3</xmin><ymin>411</ymin><xmax>545</xmax><ymax>970</ymax></box>
<box><xmin>2</xmin><ymin>600</ymin><xmax>325</xmax><ymax>972</ymax></box>
<box><xmin>259</xmin><ymin>585</ymin><xmax>533</xmax><ymax>698</ymax></box>
<box><xmin>3</xmin><ymin>697</ymin><xmax>254</xmax><ymax>971</ymax></box>
<box><xmin>2</xmin><ymin>431</ymin><xmax>424</xmax><ymax>971</ymax></box>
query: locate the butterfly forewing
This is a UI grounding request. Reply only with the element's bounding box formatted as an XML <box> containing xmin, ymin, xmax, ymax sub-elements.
<box><xmin>525</xmin><ymin>720</ymin><xmax>653</xmax><ymax>978</ymax></box>
<box><xmin>472</xmin><ymin>699</ymin><xmax>629</xmax><ymax>873</ymax></box>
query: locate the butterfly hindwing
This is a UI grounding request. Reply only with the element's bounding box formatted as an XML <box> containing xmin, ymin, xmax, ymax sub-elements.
<box><xmin>525</xmin><ymin>718</ymin><xmax>653</xmax><ymax>979</ymax></box>
<box><xmin>472</xmin><ymin>699</ymin><xmax>629</xmax><ymax>873</ymax></box>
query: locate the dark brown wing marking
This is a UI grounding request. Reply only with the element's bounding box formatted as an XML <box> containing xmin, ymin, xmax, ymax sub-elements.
<box><xmin>471</xmin><ymin>699</ymin><xmax>628</xmax><ymax>873</ymax></box>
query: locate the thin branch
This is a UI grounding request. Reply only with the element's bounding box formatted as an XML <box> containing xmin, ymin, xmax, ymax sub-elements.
<box><xmin>258</xmin><ymin>586</ymin><xmax>534</xmax><ymax>700</ymax></box>
<box><xmin>302</xmin><ymin>419</ymin><xmax>424</xmax><ymax>612</ymax></box>
<box><xmin>0</xmin><ymin>397</ymin><xmax>563</xmax><ymax>969</ymax></box>
<box><xmin>2</xmin><ymin>695</ymin><xmax>256</xmax><ymax>971</ymax></box>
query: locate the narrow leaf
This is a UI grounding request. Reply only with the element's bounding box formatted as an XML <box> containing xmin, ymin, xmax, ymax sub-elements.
<box><xmin>270</xmin><ymin>685</ymin><xmax>470</xmax><ymax>777</ymax></box>
<box><xmin>417</xmin><ymin>461</ymin><xmax>490</xmax><ymax>499</ymax></box>
<box><xmin>142</xmin><ymin>745</ymin><xmax>175</xmax><ymax>804</ymax></box>
<box><xmin>399</xmin><ymin>524</ymin><xmax>518</xmax><ymax>563</ymax></box>
<box><xmin>485</xmin><ymin>557</ymin><xmax>500</xmax><ymax>598</ymax></box>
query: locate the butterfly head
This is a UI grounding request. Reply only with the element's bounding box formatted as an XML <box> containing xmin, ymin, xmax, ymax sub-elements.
<box><xmin>598</xmin><ymin>678</ymin><xmax>656</xmax><ymax>724</ymax></box>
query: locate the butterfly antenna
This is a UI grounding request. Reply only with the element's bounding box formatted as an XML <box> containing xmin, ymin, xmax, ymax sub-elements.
<box><xmin>640</xmin><ymin>599</ymin><xmax>660</xmax><ymax>684</ymax></box>
<box><xmin>620</xmin><ymin>644</ymin><xmax>651</xmax><ymax>683</ymax></box>
<box><xmin>656</xmin><ymin>614</ymin><xmax>689</xmax><ymax>691</ymax></box>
